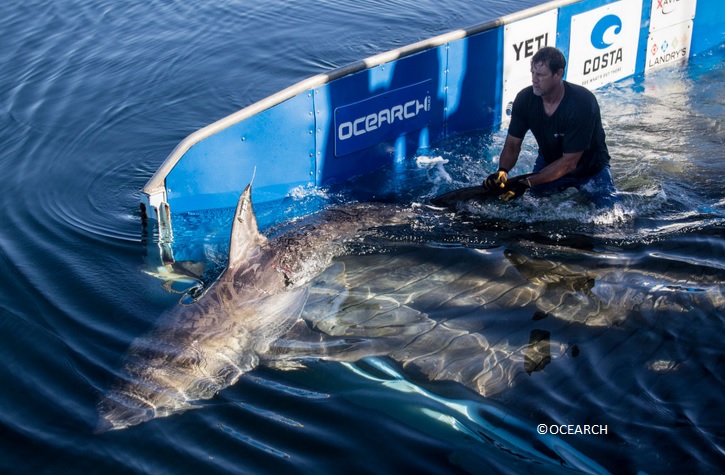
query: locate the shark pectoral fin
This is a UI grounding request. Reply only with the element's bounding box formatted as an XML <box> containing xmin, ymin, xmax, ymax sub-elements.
<box><xmin>270</xmin><ymin>290</ymin><xmax>437</xmax><ymax>364</ymax></box>
<box><xmin>251</xmin><ymin>287</ymin><xmax>310</xmax><ymax>356</ymax></box>
<box><xmin>228</xmin><ymin>184</ymin><xmax>268</xmax><ymax>269</ymax></box>
<box><xmin>305</xmin><ymin>281</ymin><xmax>435</xmax><ymax>339</ymax></box>
<box><xmin>301</xmin><ymin>262</ymin><xmax>349</xmax><ymax>322</ymax></box>
<box><xmin>301</xmin><ymin>289</ymin><xmax>438</xmax><ymax>362</ymax></box>
<box><xmin>257</xmin><ymin>287</ymin><xmax>310</xmax><ymax>326</ymax></box>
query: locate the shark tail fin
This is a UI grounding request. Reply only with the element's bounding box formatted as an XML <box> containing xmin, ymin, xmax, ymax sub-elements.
<box><xmin>229</xmin><ymin>184</ymin><xmax>267</xmax><ymax>268</ymax></box>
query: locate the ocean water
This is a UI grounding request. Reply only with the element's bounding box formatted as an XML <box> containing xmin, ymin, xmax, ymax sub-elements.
<box><xmin>1</xmin><ymin>0</ymin><xmax>723</xmax><ymax>474</ymax></box>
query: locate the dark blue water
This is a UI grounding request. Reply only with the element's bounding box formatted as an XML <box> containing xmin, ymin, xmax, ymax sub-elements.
<box><xmin>1</xmin><ymin>0</ymin><xmax>723</xmax><ymax>473</ymax></box>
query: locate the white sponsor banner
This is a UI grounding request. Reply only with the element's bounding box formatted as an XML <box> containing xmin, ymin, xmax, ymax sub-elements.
<box><xmin>501</xmin><ymin>9</ymin><xmax>558</xmax><ymax>122</ymax></box>
<box><xmin>650</xmin><ymin>0</ymin><xmax>697</xmax><ymax>32</ymax></box>
<box><xmin>567</xmin><ymin>0</ymin><xmax>643</xmax><ymax>90</ymax></box>
<box><xmin>645</xmin><ymin>20</ymin><xmax>693</xmax><ymax>72</ymax></box>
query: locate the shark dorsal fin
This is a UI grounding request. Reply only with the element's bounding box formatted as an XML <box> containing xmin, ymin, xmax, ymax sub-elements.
<box><xmin>228</xmin><ymin>184</ymin><xmax>267</xmax><ymax>268</ymax></box>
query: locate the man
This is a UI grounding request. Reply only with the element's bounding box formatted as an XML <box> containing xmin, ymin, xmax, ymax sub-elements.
<box><xmin>484</xmin><ymin>47</ymin><xmax>617</xmax><ymax>207</ymax></box>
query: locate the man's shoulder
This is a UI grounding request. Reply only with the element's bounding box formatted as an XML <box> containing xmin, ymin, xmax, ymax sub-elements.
<box><xmin>564</xmin><ymin>81</ymin><xmax>597</xmax><ymax>101</ymax></box>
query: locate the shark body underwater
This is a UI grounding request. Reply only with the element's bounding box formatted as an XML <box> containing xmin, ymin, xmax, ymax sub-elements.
<box><xmin>97</xmin><ymin>184</ymin><xmax>723</xmax><ymax>431</ymax></box>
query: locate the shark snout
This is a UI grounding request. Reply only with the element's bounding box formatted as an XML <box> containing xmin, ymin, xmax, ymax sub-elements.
<box><xmin>95</xmin><ymin>395</ymin><xmax>156</xmax><ymax>433</ymax></box>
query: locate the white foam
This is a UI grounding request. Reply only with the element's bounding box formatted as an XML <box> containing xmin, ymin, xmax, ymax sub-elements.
<box><xmin>287</xmin><ymin>184</ymin><xmax>330</xmax><ymax>200</ymax></box>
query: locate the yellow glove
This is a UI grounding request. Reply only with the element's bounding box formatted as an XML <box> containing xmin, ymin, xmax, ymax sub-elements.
<box><xmin>483</xmin><ymin>168</ymin><xmax>508</xmax><ymax>190</ymax></box>
<box><xmin>499</xmin><ymin>177</ymin><xmax>532</xmax><ymax>202</ymax></box>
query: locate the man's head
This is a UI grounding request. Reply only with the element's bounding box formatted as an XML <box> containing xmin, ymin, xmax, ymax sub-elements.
<box><xmin>531</xmin><ymin>47</ymin><xmax>566</xmax><ymax>75</ymax></box>
<box><xmin>530</xmin><ymin>47</ymin><xmax>566</xmax><ymax>97</ymax></box>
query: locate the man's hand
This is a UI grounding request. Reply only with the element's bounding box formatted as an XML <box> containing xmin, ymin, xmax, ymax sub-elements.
<box><xmin>499</xmin><ymin>176</ymin><xmax>532</xmax><ymax>201</ymax></box>
<box><xmin>484</xmin><ymin>168</ymin><xmax>508</xmax><ymax>190</ymax></box>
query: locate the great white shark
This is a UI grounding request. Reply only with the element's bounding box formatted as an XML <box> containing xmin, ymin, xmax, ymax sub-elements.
<box><xmin>98</xmin><ymin>185</ymin><xmax>416</xmax><ymax>431</ymax></box>
<box><xmin>98</xmin><ymin>184</ymin><xmax>723</xmax><ymax>431</ymax></box>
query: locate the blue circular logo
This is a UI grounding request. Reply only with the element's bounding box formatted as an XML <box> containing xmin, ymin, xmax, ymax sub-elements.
<box><xmin>590</xmin><ymin>14</ymin><xmax>622</xmax><ymax>49</ymax></box>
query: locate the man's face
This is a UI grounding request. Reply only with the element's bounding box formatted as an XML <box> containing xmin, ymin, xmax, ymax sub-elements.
<box><xmin>530</xmin><ymin>61</ymin><xmax>562</xmax><ymax>97</ymax></box>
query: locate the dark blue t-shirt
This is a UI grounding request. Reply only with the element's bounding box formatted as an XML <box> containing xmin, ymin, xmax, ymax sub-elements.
<box><xmin>508</xmin><ymin>81</ymin><xmax>610</xmax><ymax>178</ymax></box>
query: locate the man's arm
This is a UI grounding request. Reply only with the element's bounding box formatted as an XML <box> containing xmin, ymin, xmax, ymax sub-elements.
<box><xmin>497</xmin><ymin>151</ymin><xmax>582</xmax><ymax>201</ymax></box>
<box><xmin>499</xmin><ymin>133</ymin><xmax>523</xmax><ymax>172</ymax></box>
<box><xmin>527</xmin><ymin>151</ymin><xmax>582</xmax><ymax>187</ymax></box>
<box><xmin>483</xmin><ymin>133</ymin><xmax>524</xmax><ymax>189</ymax></box>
